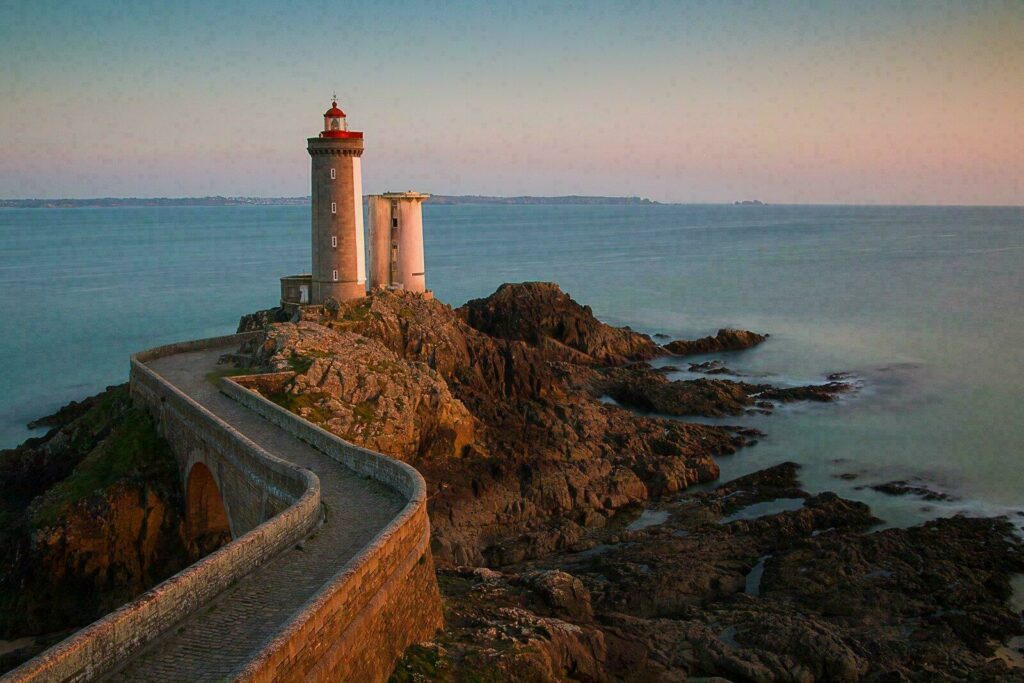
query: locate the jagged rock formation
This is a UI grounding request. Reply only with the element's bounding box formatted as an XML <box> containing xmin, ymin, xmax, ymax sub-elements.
<box><xmin>234</xmin><ymin>284</ymin><xmax>843</xmax><ymax>568</ymax></box>
<box><xmin>230</xmin><ymin>283</ymin><xmax>1024</xmax><ymax>680</ymax></box>
<box><xmin>244</xmin><ymin>322</ymin><xmax>477</xmax><ymax>463</ymax></box>
<box><xmin>0</xmin><ymin>386</ymin><xmax>190</xmax><ymax>669</ymax></box>
<box><xmin>457</xmin><ymin>281</ymin><xmax>662</xmax><ymax>365</ymax></box>
<box><xmin>393</xmin><ymin>464</ymin><xmax>1024</xmax><ymax>681</ymax></box>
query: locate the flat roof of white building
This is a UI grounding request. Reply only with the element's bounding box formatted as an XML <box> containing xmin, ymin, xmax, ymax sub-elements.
<box><xmin>375</xmin><ymin>191</ymin><xmax>430</xmax><ymax>200</ymax></box>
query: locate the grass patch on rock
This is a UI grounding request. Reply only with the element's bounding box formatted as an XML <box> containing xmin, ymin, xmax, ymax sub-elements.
<box><xmin>29</xmin><ymin>406</ymin><xmax>176</xmax><ymax>529</ymax></box>
<box><xmin>268</xmin><ymin>391</ymin><xmax>333</xmax><ymax>425</ymax></box>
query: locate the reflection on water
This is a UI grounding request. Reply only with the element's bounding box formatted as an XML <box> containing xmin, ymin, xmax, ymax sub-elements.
<box><xmin>720</xmin><ymin>498</ymin><xmax>806</xmax><ymax>523</ymax></box>
<box><xmin>627</xmin><ymin>509</ymin><xmax>670</xmax><ymax>531</ymax></box>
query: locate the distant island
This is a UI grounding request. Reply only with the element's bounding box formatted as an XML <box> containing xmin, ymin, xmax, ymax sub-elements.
<box><xmin>0</xmin><ymin>195</ymin><xmax>659</xmax><ymax>209</ymax></box>
<box><xmin>734</xmin><ymin>199</ymin><xmax>766</xmax><ymax>205</ymax></box>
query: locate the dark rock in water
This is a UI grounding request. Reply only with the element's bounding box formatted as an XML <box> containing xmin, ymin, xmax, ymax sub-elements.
<box><xmin>722</xmin><ymin>425</ymin><xmax>766</xmax><ymax>439</ymax></box>
<box><xmin>827</xmin><ymin>371</ymin><xmax>855</xmax><ymax>381</ymax></box>
<box><xmin>834</xmin><ymin>472</ymin><xmax>859</xmax><ymax>481</ymax></box>
<box><xmin>663</xmin><ymin>328</ymin><xmax>768</xmax><ymax>356</ymax></box>
<box><xmin>400</xmin><ymin>459</ymin><xmax>1024</xmax><ymax>680</ymax></box>
<box><xmin>757</xmin><ymin>381</ymin><xmax>853</xmax><ymax>403</ymax></box>
<box><xmin>867</xmin><ymin>480</ymin><xmax>959</xmax><ymax>502</ymax></box>
<box><xmin>592</xmin><ymin>363</ymin><xmax>852</xmax><ymax>418</ymax></box>
<box><xmin>688</xmin><ymin>360</ymin><xmax>741</xmax><ymax>375</ymax></box>
<box><xmin>25</xmin><ymin>390</ymin><xmax>114</xmax><ymax>431</ymax></box>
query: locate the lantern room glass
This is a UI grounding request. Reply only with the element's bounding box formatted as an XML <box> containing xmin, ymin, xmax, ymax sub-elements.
<box><xmin>325</xmin><ymin>115</ymin><xmax>345</xmax><ymax>132</ymax></box>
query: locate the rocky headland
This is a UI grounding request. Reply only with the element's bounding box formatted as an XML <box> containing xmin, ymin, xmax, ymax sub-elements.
<box><xmin>233</xmin><ymin>282</ymin><xmax>847</xmax><ymax>567</ymax></box>
<box><xmin>225</xmin><ymin>282</ymin><xmax>1024</xmax><ymax>680</ymax></box>
<box><xmin>3</xmin><ymin>281</ymin><xmax>1022</xmax><ymax>680</ymax></box>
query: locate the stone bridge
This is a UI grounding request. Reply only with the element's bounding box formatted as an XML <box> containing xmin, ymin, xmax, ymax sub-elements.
<box><xmin>4</xmin><ymin>333</ymin><xmax>443</xmax><ymax>682</ymax></box>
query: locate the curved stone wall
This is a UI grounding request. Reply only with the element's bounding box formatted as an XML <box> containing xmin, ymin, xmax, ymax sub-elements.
<box><xmin>4</xmin><ymin>334</ymin><xmax>322</xmax><ymax>683</ymax></box>
<box><xmin>221</xmin><ymin>375</ymin><xmax>442</xmax><ymax>681</ymax></box>
<box><xmin>3</xmin><ymin>335</ymin><xmax>442</xmax><ymax>683</ymax></box>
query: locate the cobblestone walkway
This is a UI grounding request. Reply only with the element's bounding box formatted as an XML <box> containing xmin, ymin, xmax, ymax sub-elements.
<box><xmin>105</xmin><ymin>347</ymin><xmax>403</xmax><ymax>682</ymax></box>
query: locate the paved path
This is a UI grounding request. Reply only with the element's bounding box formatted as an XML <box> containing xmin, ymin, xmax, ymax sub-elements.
<box><xmin>105</xmin><ymin>347</ymin><xmax>403</xmax><ymax>682</ymax></box>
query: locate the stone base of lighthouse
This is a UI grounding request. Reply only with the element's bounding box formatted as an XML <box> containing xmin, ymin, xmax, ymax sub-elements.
<box><xmin>313</xmin><ymin>279</ymin><xmax>366</xmax><ymax>303</ymax></box>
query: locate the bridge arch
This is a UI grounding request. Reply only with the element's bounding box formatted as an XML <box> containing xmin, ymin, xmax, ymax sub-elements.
<box><xmin>185</xmin><ymin>461</ymin><xmax>232</xmax><ymax>558</ymax></box>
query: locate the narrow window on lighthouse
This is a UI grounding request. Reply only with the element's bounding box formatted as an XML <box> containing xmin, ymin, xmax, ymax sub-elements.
<box><xmin>330</xmin><ymin>168</ymin><xmax>336</xmax><ymax>180</ymax></box>
<box><xmin>331</xmin><ymin>236</ymin><xmax>337</xmax><ymax>248</ymax></box>
<box><xmin>332</xmin><ymin>270</ymin><xmax>338</xmax><ymax>281</ymax></box>
<box><xmin>331</xmin><ymin>202</ymin><xmax>337</xmax><ymax>214</ymax></box>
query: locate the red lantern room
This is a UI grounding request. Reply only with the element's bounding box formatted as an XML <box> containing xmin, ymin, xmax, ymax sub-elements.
<box><xmin>320</xmin><ymin>96</ymin><xmax>362</xmax><ymax>139</ymax></box>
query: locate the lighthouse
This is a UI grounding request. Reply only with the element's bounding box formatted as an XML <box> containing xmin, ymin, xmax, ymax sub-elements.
<box><xmin>279</xmin><ymin>97</ymin><xmax>432</xmax><ymax>311</ymax></box>
<box><xmin>307</xmin><ymin>98</ymin><xmax>365</xmax><ymax>303</ymax></box>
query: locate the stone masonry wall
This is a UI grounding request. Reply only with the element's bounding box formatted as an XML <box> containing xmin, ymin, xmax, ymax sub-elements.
<box><xmin>223</xmin><ymin>376</ymin><xmax>443</xmax><ymax>682</ymax></box>
<box><xmin>5</xmin><ymin>336</ymin><xmax>442</xmax><ymax>683</ymax></box>
<box><xmin>3</xmin><ymin>334</ymin><xmax>322</xmax><ymax>683</ymax></box>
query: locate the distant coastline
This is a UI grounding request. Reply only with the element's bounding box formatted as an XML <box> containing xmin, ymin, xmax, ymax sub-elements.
<box><xmin>0</xmin><ymin>195</ymin><xmax>659</xmax><ymax>209</ymax></box>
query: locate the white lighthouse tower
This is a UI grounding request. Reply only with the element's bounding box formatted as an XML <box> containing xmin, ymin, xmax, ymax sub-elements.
<box><xmin>307</xmin><ymin>98</ymin><xmax>366</xmax><ymax>303</ymax></box>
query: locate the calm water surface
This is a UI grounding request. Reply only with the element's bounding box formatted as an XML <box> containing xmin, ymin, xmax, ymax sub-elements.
<box><xmin>1</xmin><ymin>204</ymin><xmax>1021</xmax><ymax>530</ymax></box>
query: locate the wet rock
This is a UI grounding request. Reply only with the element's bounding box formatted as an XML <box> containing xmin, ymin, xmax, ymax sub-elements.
<box><xmin>688</xmin><ymin>360</ymin><xmax>740</xmax><ymax>375</ymax></box>
<box><xmin>663</xmin><ymin>329</ymin><xmax>768</xmax><ymax>357</ymax></box>
<box><xmin>867</xmin><ymin>480</ymin><xmax>959</xmax><ymax>502</ymax></box>
<box><xmin>757</xmin><ymin>381</ymin><xmax>853</xmax><ymax>403</ymax></box>
<box><xmin>594</xmin><ymin>364</ymin><xmax>852</xmax><ymax>418</ymax></box>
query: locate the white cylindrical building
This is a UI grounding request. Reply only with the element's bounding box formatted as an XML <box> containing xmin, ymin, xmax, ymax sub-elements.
<box><xmin>366</xmin><ymin>192</ymin><xmax>429</xmax><ymax>293</ymax></box>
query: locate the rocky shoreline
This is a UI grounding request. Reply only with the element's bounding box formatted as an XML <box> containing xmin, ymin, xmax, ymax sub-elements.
<box><xmin>229</xmin><ymin>282</ymin><xmax>1023</xmax><ymax>680</ymax></box>
<box><xmin>2</xmin><ymin>282</ymin><xmax>1022</xmax><ymax>680</ymax></box>
<box><xmin>394</xmin><ymin>463</ymin><xmax>1024</xmax><ymax>680</ymax></box>
<box><xmin>234</xmin><ymin>283</ymin><xmax>855</xmax><ymax>567</ymax></box>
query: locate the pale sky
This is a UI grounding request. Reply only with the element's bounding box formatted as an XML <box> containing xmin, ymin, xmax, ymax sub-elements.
<box><xmin>1</xmin><ymin>1</ymin><xmax>1021</xmax><ymax>204</ymax></box>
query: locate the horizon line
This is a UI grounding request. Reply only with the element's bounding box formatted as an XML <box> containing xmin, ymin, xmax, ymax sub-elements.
<box><xmin>1</xmin><ymin>194</ymin><xmax>1022</xmax><ymax>209</ymax></box>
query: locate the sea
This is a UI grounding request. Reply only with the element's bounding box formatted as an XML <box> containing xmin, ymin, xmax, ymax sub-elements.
<box><xmin>1</xmin><ymin>204</ymin><xmax>1021</xmax><ymax>532</ymax></box>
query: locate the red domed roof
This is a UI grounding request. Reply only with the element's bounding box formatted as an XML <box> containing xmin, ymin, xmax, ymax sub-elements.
<box><xmin>324</xmin><ymin>101</ymin><xmax>345</xmax><ymax>118</ymax></box>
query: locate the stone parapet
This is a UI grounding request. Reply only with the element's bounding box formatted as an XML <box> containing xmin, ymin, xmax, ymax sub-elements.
<box><xmin>4</xmin><ymin>335</ymin><xmax>442</xmax><ymax>683</ymax></box>
<box><xmin>3</xmin><ymin>334</ymin><xmax>322</xmax><ymax>683</ymax></box>
<box><xmin>222</xmin><ymin>375</ymin><xmax>443</xmax><ymax>681</ymax></box>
